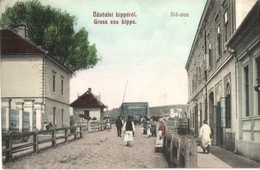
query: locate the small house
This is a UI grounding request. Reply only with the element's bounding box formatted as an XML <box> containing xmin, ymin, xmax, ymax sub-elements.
<box><xmin>70</xmin><ymin>88</ymin><xmax>106</xmax><ymax>124</ymax></box>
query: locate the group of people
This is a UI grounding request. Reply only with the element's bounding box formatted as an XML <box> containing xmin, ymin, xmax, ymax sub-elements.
<box><xmin>115</xmin><ymin>114</ymin><xmax>212</xmax><ymax>154</ymax></box>
<box><xmin>115</xmin><ymin>115</ymin><xmax>135</xmax><ymax>146</ymax></box>
<box><xmin>115</xmin><ymin>115</ymin><xmax>166</xmax><ymax>150</ymax></box>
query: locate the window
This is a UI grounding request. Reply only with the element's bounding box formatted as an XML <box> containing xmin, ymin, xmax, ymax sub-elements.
<box><xmin>204</xmin><ymin>98</ymin><xmax>208</xmax><ymax>120</ymax></box>
<box><xmin>23</xmin><ymin>111</ymin><xmax>30</xmax><ymax>131</ymax></box>
<box><xmin>208</xmin><ymin>42</ymin><xmax>212</xmax><ymax>68</ymax></box>
<box><xmin>61</xmin><ymin>109</ymin><xmax>64</xmax><ymax>126</ymax></box>
<box><xmin>1</xmin><ymin>108</ymin><xmax>6</xmax><ymax>132</ymax></box>
<box><xmin>191</xmin><ymin>79</ymin><xmax>194</xmax><ymax>93</ymax></box>
<box><xmin>193</xmin><ymin>74</ymin><xmax>197</xmax><ymax>90</ymax></box>
<box><xmin>226</xmin><ymin>83</ymin><xmax>231</xmax><ymax>128</ymax></box>
<box><xmin>196</xmin><ymin>67</ymin><xmax>201</xmax><ymax>84</ymax></box>
<box><xmin>61</xmin><ymin>79</ymin><xmax>64</xmax><ymax>95</ymax></box>
<box><xmin>10</xmin><ymin>110</ymin><xmax>19</xmax><ymax>132</ymax></box>
<box><xmin>244</xmin><ymin>66</ymin><xmax>249</xmax><ymax>116</ymax></box>
<box><xmin>53</xmin><ymin>107</ymin><xmax>56</xmax><ymax>124</ymax></box>
<box><xmin>53</xmin><ymin>74</ymin><xmax>56</xmax><ymax>92</ymax></box>
<box><xmin>257</xmin><ymin>59</ymin><xmax>260</xmax><ymax>115</ymax></box>
<box><xmin>217</xmin><ymin>25</ymin><xmax>222</xmax><ymax>56</ymax></box>
<box><xmin>224</xmin><ymin>11</ymin><xmax>228</xmax><ymax>42</ymax></box>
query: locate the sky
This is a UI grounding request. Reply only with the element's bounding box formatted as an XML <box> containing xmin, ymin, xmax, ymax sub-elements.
<box><xmin>1</xmin><ymin>0</ymin><xmax>207</xmax><ymax>109</ymax></box>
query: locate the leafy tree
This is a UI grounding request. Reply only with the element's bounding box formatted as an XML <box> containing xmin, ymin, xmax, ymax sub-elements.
<box><xmin>0</xmin><ymin>0</ymin><xmax>99</xmax><ymax>72</ymax></box>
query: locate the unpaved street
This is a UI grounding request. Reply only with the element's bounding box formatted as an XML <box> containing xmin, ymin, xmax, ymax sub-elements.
<box><xmin>4</xmin><ymin>125</ymin><xmax>168</xmax><ymax>169</ymax></box>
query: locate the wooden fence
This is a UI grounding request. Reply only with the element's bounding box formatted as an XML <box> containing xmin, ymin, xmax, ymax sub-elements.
<box><xmin>88</xmin><ymin>122</ymin><xmax>108</xmax><ymax>132</ymax></box>
<box><xmin>163</xmin><ymin>129</ymin><xmax>197</xmax><ymax>168</ymax></box>
<box><xmin>2</xmin><ymin>125</ymin><xmax>85</xmax><ymax>162</ymax></box>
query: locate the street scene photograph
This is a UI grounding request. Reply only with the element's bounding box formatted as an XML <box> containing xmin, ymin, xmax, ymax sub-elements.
<box><xmin>1</xmin><ymin>0</ymin><xmax>260</xmax><ymax>168</ymax></box>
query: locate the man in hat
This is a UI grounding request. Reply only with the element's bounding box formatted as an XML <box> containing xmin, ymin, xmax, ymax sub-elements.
<box><xmin>199</xmin><ymin>120</ymin><xmax>212</xmax><ymax>153</ymax></box>
<box><xmin>115</xmin><ymin>116</ymin><xmax>123</xmax><ymax>137</ymax></box>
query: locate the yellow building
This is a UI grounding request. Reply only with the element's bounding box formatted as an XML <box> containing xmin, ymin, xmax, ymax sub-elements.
<box><xmin>1</xmin><ymin>28</ymin><xmax>73</xmax><ymax>132</ymax></box>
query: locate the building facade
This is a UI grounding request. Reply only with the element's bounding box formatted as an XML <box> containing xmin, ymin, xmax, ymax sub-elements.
<box><xmin>70</xmin><ymin>88</ymin><xmax>106</xmax><ymax>124</ymax></box>
<box><xmin>227</xmin><ymin>1</ymin><xmax>260</xmax><ymax>162</ymax></box>
<box><xmin>185</xmin><ymin>0</ymin><xmax>237</xmax><ymax>151</ymax></box>
<box><xmin>1</xmin><ymin>29</ymin><xmax>73</xmax><ymax>132</ymax></box>
<box><xmin>185</xmin><ymin>0</ymin><xmax>259</xmax><ymax>162</ymax></box>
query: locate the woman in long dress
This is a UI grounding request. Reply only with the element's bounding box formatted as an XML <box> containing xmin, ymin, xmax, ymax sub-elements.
<box><xmin>155</xmin><ymin>118</ymin><xmax>165</xmax><ymax>152</ymax></box>
<box><xmin>123</xmin><ymin>115</ymin><xmax>135</xmax><ymax>146</ymax></box>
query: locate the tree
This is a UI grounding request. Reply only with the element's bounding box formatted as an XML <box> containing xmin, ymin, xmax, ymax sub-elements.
<box><xmin>0</xmin><ymin>0</ymin><xmax>99</xmax><ymax>72</ymax></box>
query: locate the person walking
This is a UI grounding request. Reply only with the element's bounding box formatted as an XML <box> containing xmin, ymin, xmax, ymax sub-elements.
<box><xmin>155</xmin><ymin>118</ymin><xmax>166</xmax><ymax>152</ymax></box>
<box><xmin>199</xmin><ymin>120</ymin><xmax>212</xmax><ymax>154</ymax></box>
<box><xmin>142</xmin><ymin>116</ymin><xmax>149</xmax><ymax>135</ymax></box>
<box><xmin>123</xmin><ymin>115</ymin><xmax>135</xmax><ymax>146</ymax></box>
<box><xmin>116</xmin><ymin>116</ymin><xmax>123</xmax><ymax>137</ymax></box>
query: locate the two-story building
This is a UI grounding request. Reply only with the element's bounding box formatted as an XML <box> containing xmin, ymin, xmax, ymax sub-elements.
<box><xmin>185</xmin><ymin>0</ymin><xmax>259</xmax><ymax>162</ymax></box>
<box><xmin>226</xmin><ymin>1</ymin><xmax>260</xmax><ymax>162</ymax></box>
<box><xmin>185</xmin><ymin>0</ymin><xmax>237</xmax><ymax>151</ymax></box>
<box><xmin>1</xmin><ymin>28</ymin><xmax>73</xmax><ymax>132</ymax></box>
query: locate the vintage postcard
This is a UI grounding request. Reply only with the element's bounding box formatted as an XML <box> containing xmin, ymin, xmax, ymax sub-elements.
<box><xmin>1</xmin><ymin>0</ymin><xmax>259</xmax><ymax>168</ymax></box>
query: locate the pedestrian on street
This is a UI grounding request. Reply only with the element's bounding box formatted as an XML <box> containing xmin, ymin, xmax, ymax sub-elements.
<box><xmin>155</xmin><ymin>118</ymin><xmax>166</xmax><ymax>152</ymax></box>
<box><xmin>116</xmin><ymin>116</ymin><xmax>123</xmax><ymax>137</ymax></box>
<box><xmin>123</xmin><ymin>115</ymin><xmax>135</xmax><ymax>146</ymax></box>
<box><xmin>105</xmin><ymin>115</ymin><xmax>111</xmax><ymax>130</ymax></box>
<box><xmin>199</xmin><ymin>120</ymin><xmax>212</xmax><ymax>154</ymax></box>
<box><xmin>142</xmin><ymin>116</ymin><xmax>149</xmax><ymax>135</ymax></box>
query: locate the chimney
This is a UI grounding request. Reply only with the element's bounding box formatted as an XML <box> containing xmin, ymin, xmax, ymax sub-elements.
<box><xmin>88</xmin><ymin>88</ymin><xmax>92</xmax><ymax>93</ymax></box>
<box><xmin>15</xmin><ymin>25</ymin><xmax>27</xmax><ymax>38</ymax></box>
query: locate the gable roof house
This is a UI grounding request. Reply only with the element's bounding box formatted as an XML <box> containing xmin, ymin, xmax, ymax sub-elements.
<box><xmin>1</xmin><ymin>28</ymin><xmax>73</xmax><ymax>132</ymax></box>
<box><xmin>70</xmin><ymin>88</ymin><xmax>106</xmax><ymax>123</ymax></box>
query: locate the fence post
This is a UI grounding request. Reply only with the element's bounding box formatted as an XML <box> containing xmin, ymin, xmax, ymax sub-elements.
<box><xmin>184</xmin><ymin>138</ymin><xmax>190</xmax><ymax>168</ymax></box>
<box><xmin>170</xmin><ymin>133</ymin><xmax>174</xmax><ymax>167</ymax></box>
<box><xmin>65</xmin><ymin>128</ymin><xmax>68</xmax><ymax>143</ymax></box>
<box><xmin>189</xmin><ymin>139</ymin><xmax>197</xmax><ymax>168</ymax></box>
<box><xmin>52</xmin><ymin>128</ymin><xmax>56</xmax><ymax>147</ymax></box>
<box><xmin>33</xmin><ymin>129</ymin><xmax>39</xmax><ymax>153</ymax></box>
<box><xmin>88</xmin><ymin>123</ymin><xmax>91</xmax><ymax>133</ymax></box>
<box><xmin>74</xmin><ymin>126</ymin><xmax>78</xmax><ymax>139</ymax></box>
<box><xmin>5</xmin><ymin>132</ymin><xmax>13</xmax><ymax>162</ymax></box>
<box><xmin>182</xmin><ymin>136</ymin><xmax>197</xmax><ymax>168</ymax></box>
<box><xmin>80</xmin><ymin>126</ymin><xmax>83</xmax><ymax>138</ymax></box>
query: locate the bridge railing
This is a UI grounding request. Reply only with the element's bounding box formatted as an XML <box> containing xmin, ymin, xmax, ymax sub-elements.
<box><xmin>163</xmin><ymin>123</ymin><xmax>197</xmax><ymax>168</ymax></box>
<box><xmin>2</xmin><ymin>125</ymin><xmax>85</xmax><ymax>162</ymax></box>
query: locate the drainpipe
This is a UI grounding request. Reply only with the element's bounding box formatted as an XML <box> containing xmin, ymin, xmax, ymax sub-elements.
<box><xmin>42</xmin><ymin>53</ymin><xmax>47</xmax><ymax>125</ymax></box>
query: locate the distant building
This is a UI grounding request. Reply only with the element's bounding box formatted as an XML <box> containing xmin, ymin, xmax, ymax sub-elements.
<box><xmin>1</xmin><ymin>28</ymin><xmax>73</xmax><ymax>132</ymax></box>
<box><xmin>70</xmin><ymin>88</ymin><xmax>106</xmax><ymax>123</ymax></box>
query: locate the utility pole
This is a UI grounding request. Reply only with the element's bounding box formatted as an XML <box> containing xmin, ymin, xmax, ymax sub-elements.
<box><xmin>122</xmin><ymin>80</ymin><xmax>128</xmax><ymax>103</ymax></box>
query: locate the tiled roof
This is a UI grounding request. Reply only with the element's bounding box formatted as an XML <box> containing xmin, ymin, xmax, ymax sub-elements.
<box><xmin>0</xmin><ymin>29</ymin><xmax>44</xmax><ymax>54</ymax></box>
<box><xmin>70</xmin><ymin>91</ymin><xmax>106</xmax><ymax>108</ymax></box>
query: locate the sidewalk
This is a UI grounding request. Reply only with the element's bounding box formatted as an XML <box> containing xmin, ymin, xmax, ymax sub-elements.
<box><xmin>198</xmin><ymin>145</ymin><xmax>260</xmax><ymax>168</ymax></box>
<box><xmin>197</xmin><ymin>146</ymin><xmax>231</xmax><ymax>168</ymax></box>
